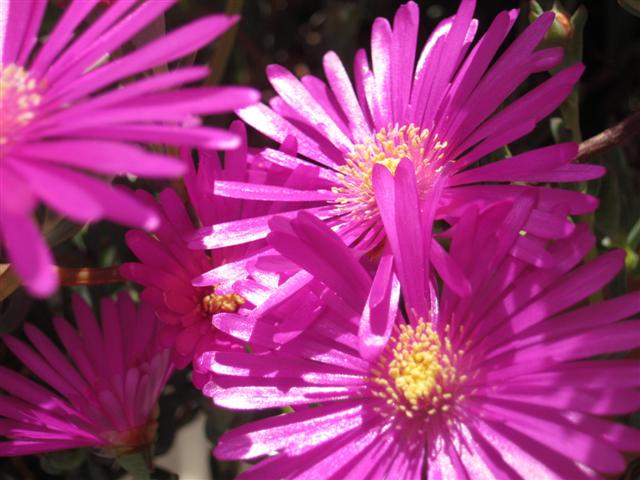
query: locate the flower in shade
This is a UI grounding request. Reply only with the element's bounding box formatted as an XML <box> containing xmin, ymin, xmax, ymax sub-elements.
<box><xmin>0</xmin><ymin>293</ymin><xmax>173</xmax><ymax>456</ymax></box>
<box><xmin>206</xmin><ymin>180</ymin><xmax>640</xmax><ymax>478</ymax></box>
<box><xmin>0</xmin><ymin>0</ymin><xmax>259</xmax><ymax>296</ymax></box>
<box><xmin>120</xmin><ymin>121</ymin><xmax>286</xmax><ymax>386</ymax></box>
<box><xmin>191</xmin><ymin>0</ymin><xmax>602</xmax><ymax>275</ymax></box>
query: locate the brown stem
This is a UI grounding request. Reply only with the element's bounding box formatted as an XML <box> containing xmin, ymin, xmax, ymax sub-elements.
<box><xmin>0</xmin><ymin>264</ymin><xmax>125</xmax><ymax>301</ymax></box>
<box><xmin>57</xmin><ymin>266</ymin><xmax>125</xmax><ymax>286</ymax></box>
<box><xmin>577</xmin><ymin>109</ymin><xmax>640</xmax><ymax>162</ymax></box>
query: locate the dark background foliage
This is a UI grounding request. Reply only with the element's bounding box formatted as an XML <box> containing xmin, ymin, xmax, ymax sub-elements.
<box><xmin>1</xmin><ymin>1</ymin><xmax>638</xmax><ymax>478</ymax></box>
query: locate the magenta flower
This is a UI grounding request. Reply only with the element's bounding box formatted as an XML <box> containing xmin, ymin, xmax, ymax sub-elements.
<box><xmin>0</xmin><ymin>293</ymin><xmax>173</xmax><ymax>456</ymax></box>
<box><xmin>120</xmin><ymin>122</ymin><xmax>283</xmax><ymax>386</ymax></box>
<box><xmin>191</xmin><ymin>0</ymin><xmax>602</xmax><ymax>268</ymax></box>
<box><xmin>206</xmin><ymin>184</ymin><xmax>640</xmax><ymax>478</ymax></box>
<box><xmin>0</xmin><ymin>0</ymin><xmax>258</xmax><ymax>297</ymax></box>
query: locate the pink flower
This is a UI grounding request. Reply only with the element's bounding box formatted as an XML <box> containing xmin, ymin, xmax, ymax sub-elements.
<box><xmin>0</xmin><ymin>0</ymin><xmax>259</xmax><ymax>297</ymax></box>
<box><xmin>206</xmin><ymin>189</ymin><xmax>640</xmax><ymax>478</ymax></box>
<box><xmin>120</xmin><ymin>122</ymin><xmax>283</xmax><ymax>386</ymax></box>
<box><xmin>190</xmin><ymin>0</ymin><xmax>601</xmax><ymax>279</ymax></box>
<box><xmin>0</xmin><ymin>293</ymin><xmax>173</xmax><ymax>456</ymax></box>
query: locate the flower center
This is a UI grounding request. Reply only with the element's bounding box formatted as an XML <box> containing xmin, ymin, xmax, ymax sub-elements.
<box><xmin>331</xmin><ymin>124</ymin><xmax>447</xmax><ymax>227</ymax></box>
<box><xmin>0</xmin><ymin>64</ymin><xmax>44</xmax><ymax>148</ymax></box>
<box><xmin>200</xmin><ymin>291</ymin><xmax>246</xmax><ymax>316</ymax></box>
<box><xmin>102</xmin><ymin>407</ymin><xmax>159</xmax><ymax>457</ymax></box>
<box><xmin>370</xmin><ymin>321</ymin><xmax>465</xmax><ymax>419</ymax></box>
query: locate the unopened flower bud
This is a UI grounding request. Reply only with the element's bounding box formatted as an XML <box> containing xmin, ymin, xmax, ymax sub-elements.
<box><xmin>529</xmin><ymin>1</ymin><xmax>573</xmax><ymax>49</ymax></box>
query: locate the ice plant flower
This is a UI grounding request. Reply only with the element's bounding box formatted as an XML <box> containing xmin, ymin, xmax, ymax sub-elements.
<box><xmin>0</xmin><ymin>293</ymin><xmax>173</xmax><ymax>456</ymax></box>
<box><xmin>207</xmin><ymin>186</ymin><xmax>640</xmax><ymax>478</ymax></box>
<box><xmin>192</xmin><ymin>0</ymin><xmax>602</xmax><ymax>265</ymax></box>
<box><xmin>0</xmin><ymin>0</ymin><xmax>258</xmax><ymax>296</ymax></box>
<box><xmin>120</xmin><ymin>122</ymin><xmax>283</xmax><ymax>386</ymax></box>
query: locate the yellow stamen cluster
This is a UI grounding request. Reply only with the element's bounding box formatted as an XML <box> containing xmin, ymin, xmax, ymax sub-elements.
<box><xmin>331</xmin><ymin>124</ymin><xmax>445</xmax><ymax>225</ymax></box>
<box><xmin>201</xmin><ymin>291</ymin><xmax>246</xmax><ymax>316</ymax></box>
<box><xmin>0</xmin><ymin>64</ymin><xmax>44</xmax><ymax>146</ymax></box>
<box><xmin>370</xmin><ymin>322</ymin><xmax>465</xmax><ymax>419</ymax></box>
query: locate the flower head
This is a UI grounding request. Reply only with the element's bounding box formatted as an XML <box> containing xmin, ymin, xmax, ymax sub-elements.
<box><xmin>0</xmin><ymin>293</ymin><xmax>173</xmax><ymax>456</ymax></box>
<box><xmin>120</xmin><ymin>121</ymin><xmax>282</xmax><ymax>385</ymax></box>
<box><xmin>0</xmin><ymin>0</ymin><xmax>258</xmax><ymax>296</ymax></box>
<box><xmin>206</xmin><ymin>199</ymin><xmax>640</xmax><ymax>479</ymax></box>
<box><xmin>191</xmin><ymin>0</ymin><xmax>601</xmax><ymax>273</ymax></box>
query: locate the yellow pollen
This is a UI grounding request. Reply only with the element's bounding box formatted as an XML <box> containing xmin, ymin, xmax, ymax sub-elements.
<box><xmin>201</xmin><ymin>291</ymin><xmax>245</xmax><ymax>316</ymax></box>
<box><xmin>370</xmin><ymin>321</ymin><xmax>464</xmax><ymax>419</ymax></box>
<box><xmin>330</xmin><ymin>124</ymin><xmax>446</xmax><ymax>232</ymax></box>
<box><xmin>1</xmin><ymin>64</ymin><xmax>44</xmax><ymax>146</ymax></box>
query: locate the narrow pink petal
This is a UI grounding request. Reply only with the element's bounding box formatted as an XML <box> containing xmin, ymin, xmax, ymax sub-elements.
<box><xmin>58</xmin><ymin>14</ymin><xmax>239</xmax><ymax>102</ymax></box>
<box><xmin>66</xmin><ymin>124</ymin><xmax>240</xmax><ymax>150</ymax></box>
<box><xmin>214</xmin><ymin>181</ymin><xmax>334</xmax><ymax>202</ymax></box>
<box><xmin>430</xmin><ymin>239</ymin><xmax>471</xmax><ymax>297</ymax></box>
<box><xmin>124</xmin><ymin>231</ymin><xmax>189</xmax><ymax>280</ymax></box>
<box><xmin>190</xmin><ymin>206</ymin><xmax>331</xmax><ymax>250</ymax></box>
<box><xmin>100</xmin><ymin>298</ymin><xmax>125</xmax><ymax>378</ymax></box>
<box><xmin>323</xmin><ymin>51</ymin><xmax>371</xmax><ymax>142</ymax></box>
<box><xmin>420</xmin><ymin>0</ymin><xmax>476</xmax><ymax>127</ymax></box>
<box><xmin>460</xmin><ymin>65</ymin><xmax>584</xmax><ymax>154</ymax></box>
<box><xmin>45</xmin><ymin>0</ymin><xmax>175</xmax><ymax>86</ymax></box>
<box><xmin>14</xmin><ymin>141</ymin><xmax>186</xmax><ymax>178</ymax></box>
<box><xmin>485</xmin><ymin>387</ymin><xmax>640</xmax><ymax>415</ymax></box>
<box><xmin>267</xmin><ymin>64</ymin><xmax>354</xmax><ymax>151</ymax></box>
<box><xmin>373</xmin><ymin>160</ymin><xmax>432</xmax><ymax>318</ymax></box>
<box><xmin>502</xmin><ymin>360</ymin><xmax>640</xmax><ymax>390</ymax></box>
<box><xmin>475</xmin><ymin>419</ymin><xmax>601</xmax><ymax>480</ymax></box>
<box><xmin>409</xmin><ymin>17</ymin><xmax>453</xmax><ymax>124</ymax></box>
<box><xmin>299</xmin><ymin>75</ymin><xmax>351</xmax><ymax>138</ymax></box>
<box><xmin>4</xmin><ymin>0</ymin><xmax>46</xmax><ymax>65</ymax></box>
<box><xmin>30</xmin><ymin>0</ymin><xmax>98</xmax><ymax>75</ymax></box>
<box><xmin>0</xmin><ymin>368</ymin><xmax>76</xmax><ymax>417</ymax></box>
<box><xmin>510</xmin><ymin>234</ymin><xmax>555</xmax><ymax>268</ymax></box>
<box><xmin>354</xmin><ymin>48</ymin><xmax>383</xmax><ymax>129</ymax></box>
<box><xmin>440</xmin><ymin>10</ymin><xmax>517</xmax><ymax>132</ymax></box>
<box><xmin>478</xmin><ymin>400</ymin><xmax>626</xmax><ymax>474</ymax></box>
<box><xmin>0</xmin><ymin>439</ymin><xmax>98</xmax><ymax>456</ymax></box>
<box><xmin>211</xmin><ymin>382</ymin><xmax>356</xmax><ymax>410</ymax></box>
<box><xmin>208</xmin><ymin>352</ymin><xmax>364</xmax><ymax>384</ymax></box>
<box><xmin>56</xmin><ymin>171</ymin><xmax>160</xmax><ymax>230</ymax></box>
<box><xmin>268</xmin><ymin>212</ymin><xmax>371</xmax><ymax>311</ymax></box>
<box><xmin>2</xmin><ymin>336</ymin><xmax>76</xmax><ymax>397</ymax></box>
<box><xmin>503</xmin><ymin>249</ymin><xmax>625</xmax><ymax>335</ymax></box>
<box><xmin>10</xmin><ymin>161</ymin><xmax>104</xmax><ymax>222</ymax></box>
<box><xmin>0</xmin><ymin>209</ymin><xmax>56</xmax><ymax>297</ymax></box>
<box><xmin>23</xmin><ymin>325</ymin><xmax>89</xmax><ymax>396</ymax></box>
<box><xmin>358</xmin><ymin>255</ymin><xmax>400</xmax><ymax>360</ymax></box>
<box><xmin>53</xmin><ymin>67</ymin><xmax>208</xmax><ymax>117</ymax></box>
<box><xmin>237</xmin><ymin>103</ymin><xmax>340</xmax><ymax>168</ymax></box>
<box><xmin>0</xmin><ymin>163</ymin><xmax>37</xmax><ymax>214</ymax></box>
<box><xmin>389</xmin><ymin>1</ymin><xmax>419</xmax><ymax>123</ymax></box>
<box><xmin>450</xmin><ymin>143</ymin><xmax>579</xmax><ymax>186</ymax></box>
<box><xmin>214</xmin><ymin>400</ymin><xmax>368</xmax><ymax>460</ymax></box>
<box><xmin>259</xmin><ymin>148</ymin><xmax>339</xmax><ymax>182</ymax></box>
<box><xmin>370</xmin><ymin>17</ymin><xmax>393</xmax><ymax>124</ymax></box>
